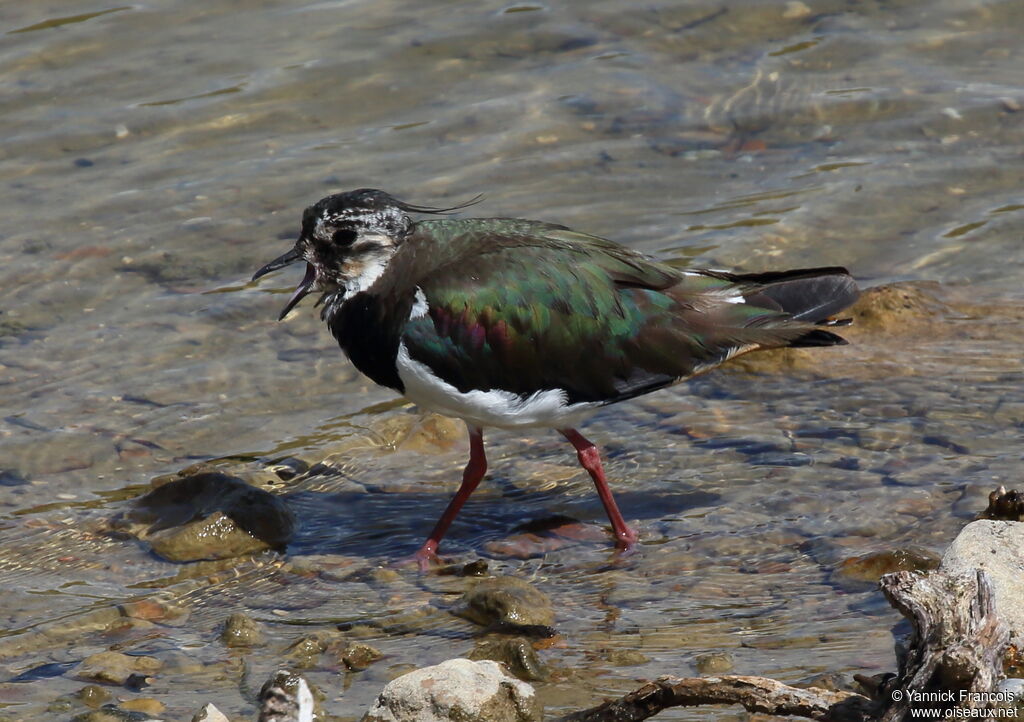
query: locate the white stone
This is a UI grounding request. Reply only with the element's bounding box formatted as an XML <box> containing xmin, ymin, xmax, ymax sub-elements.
<box><xmin>191</xmin><ymin>703</ymin><xmax>229</xmax><ymax>722</ymax></box>
<box><xmin>940</xmin><ymin>520</ymin><xmax>1024</xmax><ymax>645</ymax></box>
<box><xmin>361</xmin><ymin>658</ymin><xmax>541</xmax><ymax>722</ymax></box>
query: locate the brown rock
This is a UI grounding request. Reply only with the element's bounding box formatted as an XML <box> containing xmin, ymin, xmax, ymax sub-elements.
<box><xmin>341</xmin><ymin>642</ymin><xmax>384</xmax><ymax>671</ymax></box>
<box><xmin>76</xmin><ymin>685</ymin><xmax>111</xmax><ymax>708</ymax></box>
<box><xmin>113</xmin><ymin>471</ymin><xmax>295</xmax><ymax>562</ymax></box>
<box><xmin>220</xmin><ymin>612</ymin><xmax>265</xmax><ymax>648</ymax></box>
<box><xmin>835</xmin><ymin>547</ymin><xmax>940</xmax><ymax>585</ymax></box>
<box><xmin>119</xmin><ymin>698</ymin><xmax>165</xmax><ymax>715</ymax></box>
<box><xmin>74</xmin><ymin>651</ymin><xmax>162</xmax><ymax>685</ymax></box>
<box><xmin>844</xmin><ymin>282</ymin><xmax>950</xmax><ymax>335</ymax></box>
<box><xmin>470</xmin><ymin>637</ymin><xmax>548</xmax><ymax>681</ymax></box>
<box><xmin>148</xmin><ymin>511</ymin><xmax>270</xmax><ymax>562</ymax></box>
<box><xmin>456</xmin><ymin>577</ymin><xmax>555</xmax><ymax>629</ymax></box>
<box><xmin>981</xmin><ymin>486</ymin><xmax>1024</xmax><ymax>521</ymax></box>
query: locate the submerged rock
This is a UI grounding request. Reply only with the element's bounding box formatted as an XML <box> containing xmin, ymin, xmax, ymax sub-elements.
<box><xmin>729</xmin><ymin>281</ymin><xmax>954</xmax><ymax>376</ymax></box>
<box><xmin>843</xmin><ymin>282</ymin><xmax>949</xmax><ymax>336</ymax></box>
<box><xmin>220</xmin><ymin>612</ymin><xmax>264</xmax><ymax>648</ymax></box>
<box><xmin>603</xmin><ymin>648</ymin><xmax>650</xmax><ymax>667</ymax></box>
<box><xmin>118</xmin><ymin>698</ymin><xmax>164</xmax><ymax>716</ymax></box>
<box><xmin>113</xmin><ymin>472</ymin><xmax>295</xmax><ymax>562</ymax></box>
<box><xmin>361</xmin><ymin>658</ymin><xmax>541</xmax><ymax>722</ymax></box>
<box><xmin>73</xmin><ymin>651</ymin><xmax>162</xmax><ymax>686</ymax></box>
<box><xmin>834</xmin><ymin>547</ymin><xmax>940</xmax><ymax>587</ymax></box>
<box><xmin>76</xmin><ymin>684</ymin><xmax>111</xmax><ymax>708</ymax></box>
<box><xmin>484</xmin><ymin>516</ymin><xmax>608</xmax><ymax>559</ymax></box>
<box><xmin>73</xmin><ymin>706</ymin><xmax>154</xmax><ymax>722</ymax></box>
<box><xmin>469</xmin><ymin>637</ymin><xmax>548</xmax><ymax>681</ymax></box>
<box><xmin>340</xmin><ymin>642</ymin><xmax>384</xmax><ymax>672</ymax></box>
<box><xmin>694</xmin><ymin>651</ymin><xmax>734</xmax><ymax>674</ymax></box>
<box><xmin>455</xmin><ymin>576</ymin><xmax>555</xmax><ymax>630</ymax></box>
<box><xmin>284</xmin><ymin>630</ymin><xmax>345</xmax><ymax>669</ymax></box>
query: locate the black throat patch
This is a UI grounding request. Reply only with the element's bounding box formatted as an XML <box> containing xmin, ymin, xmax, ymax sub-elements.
<box><xmin>327</xmin><ymin>289</ymin><xmax>414</xmax><ymax>392</ymax></box>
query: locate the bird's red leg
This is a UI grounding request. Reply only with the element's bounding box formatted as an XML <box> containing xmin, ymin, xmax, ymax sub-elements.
<box><xmin>560</xmin><ymin>428</ymin><xmax>638</xmax><ymax>551</ymax></box>
<box><xmin>411</xmin><ymin>426</ymin><xmax>487</xmax><ymax>570</ymax></box>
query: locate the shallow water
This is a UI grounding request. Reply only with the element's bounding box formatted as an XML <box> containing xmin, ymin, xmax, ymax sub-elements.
<box><xmin>1</xmin><ymin>0</ymin><xmax>1022</xmax><ymax>718</ymax></box>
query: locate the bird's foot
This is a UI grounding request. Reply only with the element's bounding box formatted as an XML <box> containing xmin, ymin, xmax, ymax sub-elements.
<box><xmin>394</xmin><ymin>543</ymin><xmax>443</xmax><ymax>572</ymax></box>
<box><xmin>613</xmin><ymin>525</ymin><xmax>640</xmax><ymax>555</ymax></box>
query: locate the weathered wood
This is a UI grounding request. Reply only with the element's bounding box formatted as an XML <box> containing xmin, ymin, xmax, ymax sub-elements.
<box><xmin>878</xmin><ymin>569</ymin><xmax>1009</xmax><ymax>721</ymax></box>
<box><xmin>553</xmin><ymin>674</ymin><xmax>875</xmax><ymax>722</ymax></box>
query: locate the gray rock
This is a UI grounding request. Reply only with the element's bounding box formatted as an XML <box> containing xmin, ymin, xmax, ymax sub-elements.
<box><xmin>940</xmin><ymin>520</ymin><xmax>1024</xmax><ymax>646</ymax></box>
<box><xmin>361</xmin><ymin>658</ymin><xmax>541</xmax><ymax>722</ymax></box>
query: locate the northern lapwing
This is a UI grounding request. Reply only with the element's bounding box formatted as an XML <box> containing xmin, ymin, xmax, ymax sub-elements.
<box><xmin>253</xmin><ymin>189</ymin><xmax>859</xmax><ymax>567</ymax></box>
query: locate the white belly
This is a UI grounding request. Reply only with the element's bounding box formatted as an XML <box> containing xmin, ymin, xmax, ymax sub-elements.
<box><xmin>395</xmin><ymin>342</ymin><xmax>601</xmax><ymax>430</ymax></box>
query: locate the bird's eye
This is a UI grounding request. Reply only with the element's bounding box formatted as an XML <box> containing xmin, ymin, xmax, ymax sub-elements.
<box><xmin>331</xmin><ymin>228</ymin><xmax>357</xmax><ymax>246</ymax></box>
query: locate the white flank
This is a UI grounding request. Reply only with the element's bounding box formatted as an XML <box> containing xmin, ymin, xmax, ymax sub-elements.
<box><xmin>410</xmin><ymin>287</ymin><xmax>429</xmax><ymax>319</ymax></box>
<box><xmin>396</xmin><ymin>342</ymin><xmax>601</xmax><ymax>430</ymax></box>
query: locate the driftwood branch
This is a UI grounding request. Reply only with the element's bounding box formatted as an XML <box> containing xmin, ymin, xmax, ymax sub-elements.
<box><xmin>878</xmin><ymin>568</ymin><xmax>1009</xmax><ymax>721</ymax></box>
<box><xmin>554</xmin><ymin>674</ymin><xmax>875</xmax><ymax>722</ymax></box>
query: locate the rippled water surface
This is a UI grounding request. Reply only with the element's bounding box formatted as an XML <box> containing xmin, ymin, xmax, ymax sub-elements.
<box><xmin>1</xmin><ymin>0</ymin><xmax>1022</xmax><ymax>718</ymax></box>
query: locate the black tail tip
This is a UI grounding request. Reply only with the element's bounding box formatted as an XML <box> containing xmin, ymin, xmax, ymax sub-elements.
<box><xmin>791</xmin><ymin>328</ymin><xmax>849</xmax><ymax>347</ymax></box>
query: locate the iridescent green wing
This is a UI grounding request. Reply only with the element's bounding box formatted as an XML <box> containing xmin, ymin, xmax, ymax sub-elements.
<box><xmin>400</xmin><ymin>220</ymin><xmax>804</xmax><ymax>404</ymax></box>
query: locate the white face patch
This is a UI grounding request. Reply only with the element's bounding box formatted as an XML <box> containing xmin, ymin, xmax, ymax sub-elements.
<box><xmin>395</xmin><ymin>342</ymin><xmax>601</xmax><ymax>430</ymax></box>
<box><xmin>334</xmin><ymin>230</ymin><xmax>401</xmax><ymax>296</ymax></box>
<box><xmin>341</xmin><ymin>249</ymin><xmax>391</xmax><ymax>296</ymax></box>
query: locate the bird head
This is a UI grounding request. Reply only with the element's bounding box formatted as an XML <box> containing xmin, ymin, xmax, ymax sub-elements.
<box><xmin>252</xmin><ymin>188</ymin><xmax>478</xmax><ymax>320</ymax></box>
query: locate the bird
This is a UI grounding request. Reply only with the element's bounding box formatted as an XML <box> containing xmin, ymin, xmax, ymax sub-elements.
<box><xmin>252</xmin><ymin>188</ymin><xmax>859</xmax><ymax>568</ymax></box>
